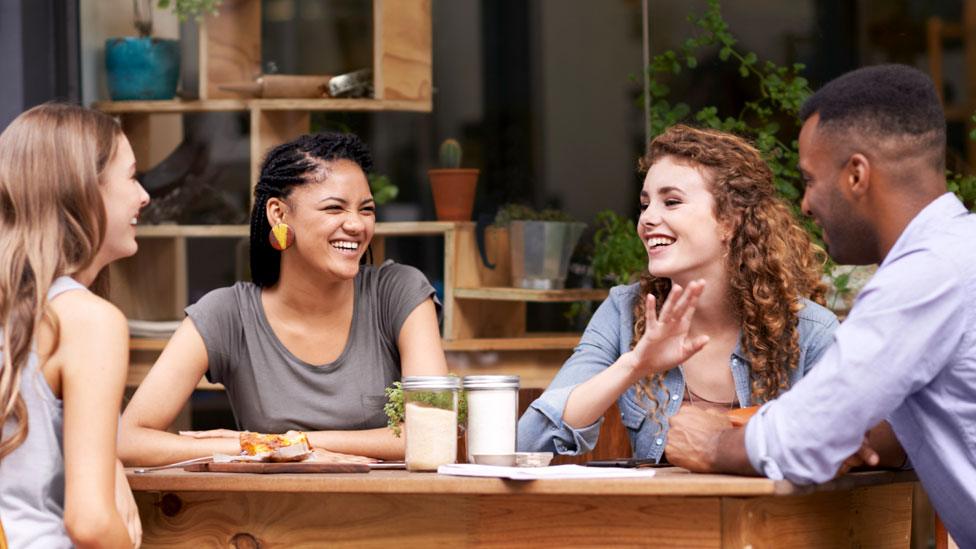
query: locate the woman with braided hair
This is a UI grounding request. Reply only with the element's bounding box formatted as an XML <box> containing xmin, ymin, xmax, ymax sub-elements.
<box><xmin>119</xmin><ymin>132</ymin><xmax>447</xmax><ymax>465</ymax></box>
<box><xmin>518</xmin><ymin>125</ymin><xmax>842</xmax><ymax>462</ymax></box>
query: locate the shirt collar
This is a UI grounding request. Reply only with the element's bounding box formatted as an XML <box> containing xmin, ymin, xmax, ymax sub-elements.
<box><xmin>881</xmin><ymin>192</ymin><xmax>968</xmax><ymax>268</ymax></box>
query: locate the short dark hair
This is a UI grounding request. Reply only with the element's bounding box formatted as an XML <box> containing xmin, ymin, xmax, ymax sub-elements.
<box><xmin>249</xmin><ymin>132</ymin><xmax>373</xmax><ymax>287</ymax></box>
<box><xmin>799</xmin><ymin>64</ymin><xmax>946</xmax><ymax>163</ymax></box>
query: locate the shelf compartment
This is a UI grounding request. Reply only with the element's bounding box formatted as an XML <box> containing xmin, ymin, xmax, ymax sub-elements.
<box><xmin>127</xmin><ymin>361</ymin><xmax>223</xmax><ymax>390</ymax></box>
<box><xmin>442</xmin><ymin>334</ymin><xmax>583</xmax><ymax>352</ymax></box>
<box><xmin>453</xmin><ymin>287</ymin><xmax>608</xmax><ymax>303</ymax></box>
<box><xmin>92</xmin><ymin>98</ymin><xmax>432</xmax><ymax>114</ymax></box>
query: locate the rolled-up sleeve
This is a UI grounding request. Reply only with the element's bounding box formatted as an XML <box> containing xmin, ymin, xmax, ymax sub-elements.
<box><xmin>744</xmin><ymin>249</ymin><xmax>965</xmax><ymax>484</ymax></box>
<box><xmin>517</xmin><ymin>287</ymin><xmax>629</xmax><ymax>455</ymax></box>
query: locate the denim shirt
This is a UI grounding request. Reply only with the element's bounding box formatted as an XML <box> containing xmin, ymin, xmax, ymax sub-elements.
<box><xmin>517</xmin><ymin>283</ymin><xmax>838</xmax><ymax>461</ymax></box>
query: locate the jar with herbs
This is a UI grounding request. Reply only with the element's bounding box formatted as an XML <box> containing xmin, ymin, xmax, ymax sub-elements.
<box><xmin>403</xmin><ymin>375</ymin><xmax>461</xmax><ymax>472</ymax></box>
<box><xmin>462</xmin><ymin>375</ymin><xmax>519</xmax><ymax>463</ymax></box>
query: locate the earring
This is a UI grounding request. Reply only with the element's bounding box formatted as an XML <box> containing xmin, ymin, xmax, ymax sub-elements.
<box><xmin>269</xmin><ymin>223</ymin><xmax>295</xmax><ymax>251</ymax></box>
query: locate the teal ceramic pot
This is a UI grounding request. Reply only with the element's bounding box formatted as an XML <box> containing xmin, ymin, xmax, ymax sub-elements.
<box><xmin>105</xmin><ymin>37</ymin><xmax>180</xmax><ymax>100</ymax></box>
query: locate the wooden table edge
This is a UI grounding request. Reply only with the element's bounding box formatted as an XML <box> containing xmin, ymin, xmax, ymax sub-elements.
<box><xmin>126</xmin><ymin>467</ymin><xmax>917</xmax><ymax>497</ymax></box>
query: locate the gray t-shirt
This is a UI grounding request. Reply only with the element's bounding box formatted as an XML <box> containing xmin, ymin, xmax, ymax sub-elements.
<box><xmin>186</xmin><ymin>261</ymin><xmax>437</xmax><ymax>433</ymax></box>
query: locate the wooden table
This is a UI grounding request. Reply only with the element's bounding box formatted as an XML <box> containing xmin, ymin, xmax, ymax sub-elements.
<box><xmin>128</xmin><ymin>467</ymin><xmax>916</xmax><ymax>548</ymax></box>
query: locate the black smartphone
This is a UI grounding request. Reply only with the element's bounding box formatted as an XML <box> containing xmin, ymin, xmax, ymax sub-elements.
<box><xmin>584</xmin><ymin>458</ymin><xmax>668</xmax><ymax>468</ymax></box>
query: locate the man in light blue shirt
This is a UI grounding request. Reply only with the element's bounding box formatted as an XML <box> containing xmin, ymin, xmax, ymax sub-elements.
<box><xmin>664</xmin><ymin>64</ymin><xmax>976</xmax><ymax>546</ymax></box>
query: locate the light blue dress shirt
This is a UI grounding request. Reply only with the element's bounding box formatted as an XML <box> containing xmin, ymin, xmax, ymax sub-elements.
<box><xmin>745</xmin><ymin>193</ymin><xmax>976</xmax><ymax>547</ymax></box>
<box><xmin>517</xmin><ymin>281</ymin><xmax>838</xmax><ymax>462</ymax></box>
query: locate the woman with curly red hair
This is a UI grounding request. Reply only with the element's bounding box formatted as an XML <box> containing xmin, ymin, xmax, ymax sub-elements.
<box><xmin>518</xmin><ymin>124</ymin><xmax>838</xmax><ymax>462</ymax></box>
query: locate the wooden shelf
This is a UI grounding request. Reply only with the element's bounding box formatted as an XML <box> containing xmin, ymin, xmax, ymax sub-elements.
<box><xmin>442</xmin><ymin>334</ymin><xmax>582</xmax><ymax>352</ymax></box>
<box><xmin>132</xmin><ymin>333</ymin><xmax>582</xmax><ymax>353</ymax></box>
<box><xmin>92</xmin><ymin>98</ymin><xmax>431</xmax><ymax>114</ymax></box>
<box><xmin>135</xmin><ymin>225</ymin><xmax>249</xmax><ymax>237</ymax></box>
<box><xmin>134</xmin><ymin>221</ymin><xmax>463</xmax><ymax>239</ymax></box>
<box><xmin>130</xmin><ymin>337</ymin><xmax>170</xmax><ymax>351</ymax></box>
<box><xmin>127</xmin><ymin>362</ymin><xmax>223</xmax><ymax>390</ymax></box>
<box><xmin>454</xmin><ymin>287</ymin><xmax>608</xmax><ymax>302</ymax></box>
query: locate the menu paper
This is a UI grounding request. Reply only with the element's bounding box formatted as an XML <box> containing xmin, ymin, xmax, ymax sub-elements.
<box><xmin>436</xmin><ymin>463</ymin><xmax>657</xmax><ymax>480</ymax></box>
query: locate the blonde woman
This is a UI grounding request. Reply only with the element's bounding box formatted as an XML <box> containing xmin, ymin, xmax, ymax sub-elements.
<box><xmin>0</xmin><ymin>103</ymin><xmax>148</xmax><ymax>548</ymax></box>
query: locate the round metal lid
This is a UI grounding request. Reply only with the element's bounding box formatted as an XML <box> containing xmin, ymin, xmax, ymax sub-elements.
<box><xmin>462</xmin><ymin>375</ymin><xmax>520</xmax><ymax>389</ymax></box>
<box><xmin>401</xmin><ymin>375</ymin><xmax>462</xmax><ymax>390</ymax></box>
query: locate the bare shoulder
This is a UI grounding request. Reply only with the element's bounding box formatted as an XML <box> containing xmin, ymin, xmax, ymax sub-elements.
<box><xmin>48</xmin><ymin>290</ymin><xmax>128</xmax><ymax>344</ymax></box>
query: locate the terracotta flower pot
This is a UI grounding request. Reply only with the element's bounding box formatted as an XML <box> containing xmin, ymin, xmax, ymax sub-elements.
<box><xmin>429</xmin><ymin>169</ymin><xmax>479</xmax><ymax>221</ymax></box>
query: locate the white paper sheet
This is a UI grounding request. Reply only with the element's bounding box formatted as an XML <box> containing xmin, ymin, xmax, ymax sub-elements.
<box><xmin>437</xmin><ymin>463</ymin><xmax>657</xmax><ymax>480</ymax></box>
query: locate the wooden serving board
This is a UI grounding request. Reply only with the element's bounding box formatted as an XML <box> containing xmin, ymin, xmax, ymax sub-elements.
<box><xmin>183</xmin><ymin>462</ymin><xmax>370</xmax><ymax>474</ymax></box>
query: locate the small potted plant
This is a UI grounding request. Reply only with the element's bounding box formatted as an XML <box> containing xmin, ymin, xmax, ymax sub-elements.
<box><xmin>105</xmin><ymin>0</ymin><xmax>222</xmax><ymax>101</ymax></box>
<box><xmin>428</xmin><ymin>139</ymin><xmax>479</xmax><ymax>221</ymax></box>
<box><xmin>494</xmin><ymin>204</ymin><xmax>586</xmax><ymax>289</ymax></box>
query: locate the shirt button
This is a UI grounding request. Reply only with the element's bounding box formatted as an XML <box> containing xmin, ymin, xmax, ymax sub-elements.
<box><xmin>655</xmin><ymin>438</ymin><xmax>664</xmax><ymax>445</ymax></box>
<box><xmin>671</xmin><ymin>394</ymin><xmax>679</xmax><ymax>401</ymax></box>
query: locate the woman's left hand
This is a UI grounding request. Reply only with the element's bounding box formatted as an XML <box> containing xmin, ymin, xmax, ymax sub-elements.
<box><xmin>179</xmin><ymin>429</ymin><xmax>241</xmax><ymax>439</ymax></box>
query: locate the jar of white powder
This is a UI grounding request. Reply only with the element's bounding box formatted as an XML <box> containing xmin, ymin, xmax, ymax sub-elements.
<box><xmin>402</xmin><ymin>375</ymin><xmax>461</xmax><ymax>472</ymax></box>
<box><xmin>462</xmin><ymin>375</ymin><xmax>520</xmax><ymax>463</ymax></box>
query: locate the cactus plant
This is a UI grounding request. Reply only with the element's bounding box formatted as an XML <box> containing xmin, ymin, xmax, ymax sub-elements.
<box><xmin>438</xmin><ymin>138</ymin><xmax>462</xmax><ymax>169</ymax></box>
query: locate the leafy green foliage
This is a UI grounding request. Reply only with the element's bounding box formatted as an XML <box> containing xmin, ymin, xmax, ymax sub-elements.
<box><xmin>590</xmin><ymin>210</ymin><xmax>646</xmax><ymax>287</ymax></box>
<box><xmin>157</xmin><ymin>0</ymin><xmax>222</xmax><ymax>21</ymax></box>
<box><xmin>644</xmin><ymin>0</ymin><xmax>810</xmax><ymax>213</ymax></box>
<box><xmin>368</xmin><ymin>174</ymin><xmax>399</xmax><ymax>205</ymax></box>
<box><xmin>493</xmin><ymin>204</ymin><xmax>576</xmax><ymax>226</ymax></box>
<box><xmin>384</xmin><ymin>380</ymin><xmax>467</xmax><ymax>438</ymax></box>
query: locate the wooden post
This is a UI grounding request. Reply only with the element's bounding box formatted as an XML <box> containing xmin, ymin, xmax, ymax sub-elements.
<box><xmin>373</xmin><ymin>0</ymin><xmax>432</xmax><ymax>105</ymax></box>
<box><xmin>199</xmin><ymin>0</ymin><xmax>261</xmax><ymax>100</ymax></box>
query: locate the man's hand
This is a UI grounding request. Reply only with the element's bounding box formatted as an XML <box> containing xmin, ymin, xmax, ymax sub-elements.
<box><xmin>626</xmin><ymin>280</ymin><xmax>710</xmax><ymax>377</ymax></box>
<box><xmin>664</xmin><ymin>406</ymin><xmax>731</xmax><ymax>472</ymax></box>
<box><xmin>835</xmin><ymin>435</ymin><xmax>880</xmax><ymax>477</ymax></box>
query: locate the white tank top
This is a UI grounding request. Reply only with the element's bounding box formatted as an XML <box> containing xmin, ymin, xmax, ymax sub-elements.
<box><xmin>0</xmin><ymin>276</ymin><xmax>86</xmax><ymax>549</ymax></box>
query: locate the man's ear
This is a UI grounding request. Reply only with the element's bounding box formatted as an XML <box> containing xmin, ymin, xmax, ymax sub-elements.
<box><xmin>846</xmin><ymin>153</ymin><xmax>871</xmax><ymax>198</ymax></box>
<box><xmin>266</xmin><ymin>197</ymin><xmax>288</xmax><ymax>226</ymax></box>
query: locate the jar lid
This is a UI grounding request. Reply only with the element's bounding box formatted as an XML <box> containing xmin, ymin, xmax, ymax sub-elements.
<box><xmin>462</xmin><ymin>375</ymin><xmax>520</xmax><ymax>389</ymax></box>
<box><xmin>402</xmin><ymin>375</ymin><xmax>462</xmax><ymax>390</ymax></box>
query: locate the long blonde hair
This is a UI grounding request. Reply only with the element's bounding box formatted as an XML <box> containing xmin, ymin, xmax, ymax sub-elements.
<box><xmin>0</xmin><ymin>103</ymin><xmax>120</xmax><ymax>460</ymax></box>
<box><xmin>633</xmin><ymin>125</ymin><xmax>827</xmax><ymax>425</ymax></box>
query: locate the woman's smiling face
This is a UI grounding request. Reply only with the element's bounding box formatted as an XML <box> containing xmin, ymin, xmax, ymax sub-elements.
<box><xmin>637</xmin><ymin>155</ymin><xmax>729</xmax><ymax>284</ymax></box>
<box><xmin>271</xmin><ymin>158</ymin><xmax>375</xmax><ymax>281</ymax></box>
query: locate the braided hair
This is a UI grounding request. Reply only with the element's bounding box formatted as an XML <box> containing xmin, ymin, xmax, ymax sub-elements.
<box><xmin>249</xmin><ymin>132</ymin><xmax>373</xmax><ymax>287</ymax></box>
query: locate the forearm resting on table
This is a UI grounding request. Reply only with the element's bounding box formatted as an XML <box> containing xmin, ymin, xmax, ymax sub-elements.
<box><xmin>118</xmin><ymin>425</ymin><xmax>238</xmax><ymax>466</ymax></box>
<box><xmin>308</xmin><ymin>427</ymin><xmax>405</xmax><ymax>461</ymax></box>
<box><xmin>563</xmin><ymin>352</ymin><xmax>642</xmax><ymax>429</ymax></box>
<box><xmin>712</xmin><ymin>427</ymin><xmax>759</xmax><ymax>476</ymax></box>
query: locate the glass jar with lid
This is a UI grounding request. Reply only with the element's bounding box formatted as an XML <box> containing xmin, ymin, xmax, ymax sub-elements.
<box><xmin>462</xmin><ymin>375</ymin><xmax>520</xmax><ymax>463</ymax></box>
<box><xmin>402</xmin><ymin>375</ymin><xmax>461</xmax><ymax>472</ymax></box>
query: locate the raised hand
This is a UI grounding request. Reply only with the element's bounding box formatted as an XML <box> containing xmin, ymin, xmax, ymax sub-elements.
<box><xmin>628</xmin><ymin>279</ymin><xmax>709</xmax><ymax>376</ymax></box>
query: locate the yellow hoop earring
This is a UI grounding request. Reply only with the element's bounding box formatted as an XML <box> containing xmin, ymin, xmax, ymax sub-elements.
<box><xmin>269</xmin><ymin>223</ymin><xmax>295</xmax><ymax>251</ymax></box>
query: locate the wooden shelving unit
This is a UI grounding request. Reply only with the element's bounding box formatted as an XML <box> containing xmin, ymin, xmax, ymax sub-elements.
<box><xmin>101</xmin><ymin>0</ymin><xmax>602</xmax><ymax>388</ymax></box>
<box><xmin>453</xmin><ymin>287</ymin><xmax>608</xmax><ymax>302</ymax></box>
<box><xmin>92</xmin><ymin>98</ymin><xmax>432</xmax><ymax>114</ymax></box>
<box><xmin>927</xmin><ymin>0</ymin><xmax>976</xmax><ymax>164</ymax></box>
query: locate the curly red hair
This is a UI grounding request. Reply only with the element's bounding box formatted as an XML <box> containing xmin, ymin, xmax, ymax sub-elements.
<box><xmin>632</xmin><ymin>125</ymin><xmax>827</xmax><ymax>423</ymax></box>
